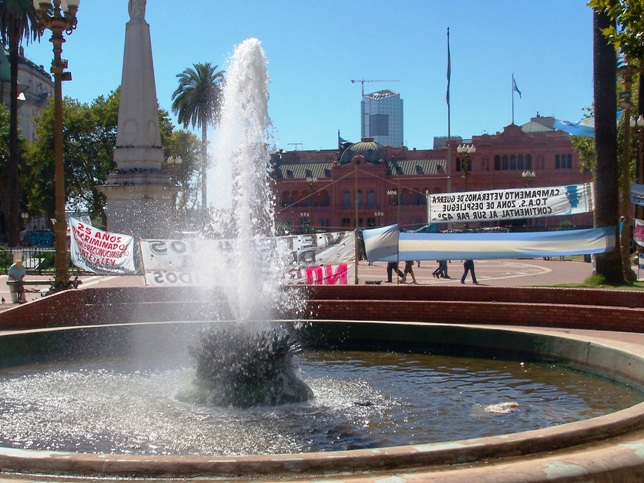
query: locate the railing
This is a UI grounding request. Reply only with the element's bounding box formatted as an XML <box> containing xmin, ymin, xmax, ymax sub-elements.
<box><xmin>0</xmin><ymin>247</ymin><xmax>81</xmax><ymax>275</ymax></box>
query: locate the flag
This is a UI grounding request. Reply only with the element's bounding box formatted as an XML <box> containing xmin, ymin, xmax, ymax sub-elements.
<box><xmin>446</xmin><ymin>27</ymin><xmax>451</xmax><ymax>106</ymax></box>
<box><xmin>553</xmin><ymin>111</ymin><xmax>622</xmax><ymax>139</ymax></box>
<box><xmin>338</xmin><ymin>130</ymin><xmax>349</xmax><ymax>148</ymax></box>
<box><xmin>512</xmin><ymin>74</ymin><xmax>521</xmax><ymax>98</ymax></box>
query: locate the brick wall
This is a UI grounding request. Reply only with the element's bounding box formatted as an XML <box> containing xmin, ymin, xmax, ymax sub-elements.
<box><xmin>0</xmin><ymin>285</ymin><xmax>642</xmax><ymax>332</ymax></box>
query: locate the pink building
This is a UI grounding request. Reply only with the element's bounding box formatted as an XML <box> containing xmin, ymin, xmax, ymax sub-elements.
<box><xmin>272</xmin><ymin>115</ymin><xmax>592</xmax><ymax>234</ymax></box>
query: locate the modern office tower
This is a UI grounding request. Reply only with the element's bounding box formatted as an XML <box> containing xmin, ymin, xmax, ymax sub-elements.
<box><xmin>362</xmin><ymin>89</ymin><xmax>403</xmax><ymax>147</ymax></box>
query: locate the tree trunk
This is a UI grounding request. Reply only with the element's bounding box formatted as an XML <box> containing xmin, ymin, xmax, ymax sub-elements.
<box><xmin>592</xmin><ymin>9</ymin><xmax>623</xmax><ymax>283</ymax></box>
<box><xmin>7</xmin><ymin>32</ymin><xmax>21</xmax><ymax>247</ymax></box>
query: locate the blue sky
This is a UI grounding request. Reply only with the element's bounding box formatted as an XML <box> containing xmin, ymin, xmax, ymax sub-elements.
<box><xmin>24</xmin><ymin>0</ymin><xmax>593</xmax><ymax>152</ymax></box>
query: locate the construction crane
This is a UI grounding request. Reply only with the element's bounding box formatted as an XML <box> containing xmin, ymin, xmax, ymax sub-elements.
<box><xmin>351</xmin><ymin>79</ymin><xmax>400</xmax><ymax>140</ymax></box>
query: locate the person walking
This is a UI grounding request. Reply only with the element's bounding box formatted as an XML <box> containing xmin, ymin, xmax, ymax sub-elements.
<box><xmin>402</xmin><ymin>260</ymin><xmax>417</xmax><ymax>284</ymax></box>
<box><xmin>386</xmin><ymin>261</ymin><xmax>404</xmax><ymax>283</ymax></box>
<box><xmin>460</xmin><ymin>259</ymin><xmax>478</xmax><ymax>285</ymax></box>
<box><xmin>433</xmin><ymin>260</ymin><xmax>450</xmax><ymax>279</ymax></box>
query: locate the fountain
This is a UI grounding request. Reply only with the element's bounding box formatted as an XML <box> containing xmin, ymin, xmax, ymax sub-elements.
<box><xmin>0</xmin><ymin>34</ymin><xmax>643</xmax><ymax>481</ymax></box>
<box><xmin>173</xmin><ymin>38</ymin><xmax>313</xmax><ymax>408</ymax></box>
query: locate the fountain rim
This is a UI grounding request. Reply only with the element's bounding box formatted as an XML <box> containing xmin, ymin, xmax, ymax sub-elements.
<box><xmin>0</xmin><ymin>320</ymin><xmax>643</xmax><ymax>480</ymax></box>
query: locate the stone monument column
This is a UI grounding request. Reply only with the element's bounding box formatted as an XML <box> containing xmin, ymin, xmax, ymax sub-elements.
<box><xmin>98</xmin><ymin>0</ymin><xmax>175</xmax><ymax>238</ymax></box>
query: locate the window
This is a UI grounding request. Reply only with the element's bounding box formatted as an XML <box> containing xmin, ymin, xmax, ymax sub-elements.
<box><xmin>502</xmin><ymin>155</ymin><xmax>508</xmax><ymax>170</ymax></box>
<box><xmin>342</xmin><ymin>191</ymin><xmax>351</xmax><ymax>208</ymax></box>
<box><xmin>518</xmin><ymin>154</ymin><xmax>524</xmax><ymax>171</ymax></box>
<box><xmin>367</xmin><ymin>190</ymin><xmax>376</xmax><ymax>207</ymax></box>
<box><xmin>509</xmin><ymin>155</ymin><xmax>516</xmax><ymax>170</ymax></box>
<box><xmin>494</xmin><ymin>155</ymin><xmax>501</xmax><ymax>171</ymax></box>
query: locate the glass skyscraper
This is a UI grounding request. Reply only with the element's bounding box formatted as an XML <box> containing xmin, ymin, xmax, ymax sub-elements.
<box><xmin>362</xmin><ymin>89</ymin><xmax>403</xmax><ymax>147</ymax></box>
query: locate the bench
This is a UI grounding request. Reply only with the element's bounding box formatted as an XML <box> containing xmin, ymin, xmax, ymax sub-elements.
<box><xmin>6</xmin><ymin>280</ymin><xmax>50</xmax><ymax>303</ymax></box>
<box><xmin>6</xmin><ymin>280</ymin><xmax>49</xmax><ymax>286</ymax></box>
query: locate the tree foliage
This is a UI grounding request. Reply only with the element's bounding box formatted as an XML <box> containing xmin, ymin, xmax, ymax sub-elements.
<box><xmin>25</xmin><ymin>90</ymin><xmax>198</xmax><ymax>228</ymax></box>
<box><xmin>588</xmin><ymin>0</ymin><xmax>644</xmax><ymax>62</ymax></box>
<box><xmin>171</xmin><ymin>63</ymin><xmax>225</xmax><ymax>211</ymax></box>
<box><xmin>0</xmin><ymin>0</ymin><xmax>41</xmax><ymax>245</ymax></box>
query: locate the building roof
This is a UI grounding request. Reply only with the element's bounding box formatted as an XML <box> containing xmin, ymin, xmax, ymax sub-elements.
<box><xmin>273</xmin><ymin>163</ymin><xmax>334</xmax><ymax>180</ymax></box>
<box><xmin>386</xmin><ymin>159</ymin><xmax>446</xmax><ymax>176</ymax></box>
<box><xmin>339</xmin><ymin>138</ymin><xmax>385</xmax><ymax>164</ymax></box>
<box><xmin>521</xmin><ymin>115</ymin><xmax>556</xmax><ymax>133</ymax></box>
<box><xmin>366</xmin><ymin>89</ymin><xmax>399</xmax><ymax>100</ymax></box>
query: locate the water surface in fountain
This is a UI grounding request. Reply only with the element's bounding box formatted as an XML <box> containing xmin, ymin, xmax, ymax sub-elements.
<box><xmin>0</xmin><ymin>348</ymin><xmax>640</xmax><ymax>455</ymax></box>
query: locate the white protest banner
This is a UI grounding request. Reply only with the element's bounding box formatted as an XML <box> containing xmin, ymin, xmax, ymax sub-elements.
<box><xmin>634</xmin><ymin>219</ymin><xmax>644</xmax><ymax>248</ymax></box>
<box><xmin>427</xmin><ymin>183</ymin><xmax>594</xmax><ymax>223</ymax></box>
<box><xmin>69</xmin><ymin>218</ymin><xmax>136</xmax><ymax>274</ymax></box>
<box><xmin>140</xmin><ymin>231</ymin><xmax>355</xmax><ymax>286</ymax></box>
<box><xmin>282</xmin><ymin>231</ymin><xmax>355</xmax><ymax>285</ymax></box>
<box><xmin>631</xmin><ymin>184</ymin><xmax>644</xmax><ymax>207</ymax></box>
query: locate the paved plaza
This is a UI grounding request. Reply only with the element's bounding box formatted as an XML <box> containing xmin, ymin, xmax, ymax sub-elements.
<box><xmin>0</xmin><ymin>257</ymin><xmax>620</xmax><ymax>311</ymax></box>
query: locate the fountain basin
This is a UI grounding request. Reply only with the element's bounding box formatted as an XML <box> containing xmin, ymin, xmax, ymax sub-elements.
<box><xmin>0</xmin><ymin>314</ymin><xmax>643</xmax><ymax>481</ymax></box>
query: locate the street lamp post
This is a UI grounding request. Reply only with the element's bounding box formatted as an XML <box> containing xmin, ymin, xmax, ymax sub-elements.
<box><xmin>387</xmin><ymin>189</ymin><xmax>399</xmax><ymax>224</ymax></box>
<box><xmin>522</xmin><ymin>170</ymin><xmax>536</xmax><ymax>186</ymax></box>
<box><xmin>166</xmin><ymin>156</ymin><xmax>183</xmax><ymax>214</ymax></box>
<box><xmin>33</xmin><ymin>0</ymin><xmax>80</xmax><ymax>288</ymax></box>
<box><xmin>457</xmin><ymin>144</ymin><xmax>476</xmax><ymax>191</ymax></box>
<box><xmin>618</xmin><ymin>62</ymin><xmax>637</xmax><ymax>282</ymax></box>
<box><xmin>632</xmin><ymin>115</ymin><xmax>644</xmax><ymax>251</ymax></box>
<box><xmin>306</xmin><ymin>176</ymin><xmax>318</xmax><ymax>232</ymax></box>
<box><xmin>374</xmin><ymin>211</ymin><xmax>384</xmax><ymax>227</ymax></box>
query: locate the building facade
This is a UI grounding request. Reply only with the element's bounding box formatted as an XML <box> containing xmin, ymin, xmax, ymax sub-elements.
<box><xmin>0</xmin><ymin>47</ymin><xmax>54</xmax><ymax>142</ymax></box>
<box><xmin>362</xmin><ymin>89</ymin><xmax>403</xmax><ymax>147</ymax></box>
<box><xmin>271</xmin><ymin>115</ymin><xmax>592</xmax><ymax>234</ymax></box>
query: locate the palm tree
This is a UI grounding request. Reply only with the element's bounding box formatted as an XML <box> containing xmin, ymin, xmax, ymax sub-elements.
<box><xmin>171</xmin><ymin>63</ymin><xmax>225</xmax><ymax>216</ymax></box>
<box><xmin>592</xmin><ymin>8</ymin><xmax>623</xmax><ymax>283</ymax></box>
<box><xmin>0</xmin><ymin>0</ymin><xmax>40</xmax><ymax>246</ymax></box>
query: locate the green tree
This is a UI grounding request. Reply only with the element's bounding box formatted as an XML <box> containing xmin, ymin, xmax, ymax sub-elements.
<box><xmin>171</xmin><ymin>63</ymin><xmax>225</xmax><ymax>215</ymax></box>
<box><xmin>0</xmin><ymin>0</ymin><xmax>40</xmax><ymax>246</ymax></box>
<box><xmin>163</xmin><ymin>128</ymin><xmax>201</xmax><ymax>215</ymax></box>
<box><xmin>588</xmin><ymin>0</ymin><xmax>644</xmax><ymax>282</ymax></box>
<box><xmin>591</xmin><ymin>7</ymin><xmax>624</xmax><ymax>283</ymax></box>
<box><xmin>25</xmin><ymin>90</ymin><xmax>199</xmax><ymax>228</ymax></box>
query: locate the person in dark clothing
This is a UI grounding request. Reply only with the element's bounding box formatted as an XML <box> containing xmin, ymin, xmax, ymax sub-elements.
<box><xmin>432</xmin><ymin>260</ymin><xmax>450</xmax><ymax>278</ymax></box>
<box><xmin>386</xmin><ymin>261</ymin><xmax>404</xmax><ymax>283</ymax></box>
<box><xmin>461</xmin><ymin>259</ymin><xmax>478</xmax><ymax>284</ymax></box>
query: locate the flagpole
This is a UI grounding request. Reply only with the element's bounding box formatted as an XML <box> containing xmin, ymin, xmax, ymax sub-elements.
<box><xmin>446</xmin><ymin>27</ymin><xmax>452</xmax><ymax>193</ymax></box>
<box><xmin>511</xmin><ymin>74</ymin><xmax>515</xmax><ymax>125</ymax></box>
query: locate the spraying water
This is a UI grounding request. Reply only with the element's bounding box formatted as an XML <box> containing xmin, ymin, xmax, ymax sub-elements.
<box><xmin>188</xmin><ymin>38</ymin><xmax>311</xmax><ymax>406</ymax></box>
<box><xmin>207</xmin><ymin>38</ymin><xmax>284</xmax><ymax>324</ymax></box>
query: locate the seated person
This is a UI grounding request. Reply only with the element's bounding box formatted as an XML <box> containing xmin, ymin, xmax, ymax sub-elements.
<box><xmin>7</xmin><ymin>259</ymin><xmax>27</xmax><ymax>303</ymax></box>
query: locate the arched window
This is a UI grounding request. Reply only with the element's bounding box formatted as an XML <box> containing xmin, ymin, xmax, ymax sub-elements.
<box><xmin>494</xmin><ymin>155</ymin><xmax>501</xmax><ymax>171</ymax></box>
<box><xmin>320</xmin><ymin>190</ymin><xmax>330</xmax><ymax>207</ymax></box>
<box><xmin>518</xmin><ymin>154</ymin><xmax>524</xmax><ymax>171</ymax></box>
<box><xmin>342</xmin><ymin>191</ymin><xmax>351</xmax><ymax>208</ymax></box>
<box><xmin>367</xmin><ymin>190</ymin><xmax>376</xmax><ymax>207</ymax></box>
<box><xmin>502</xmin><ymin>155</ymin><xmax>509</xmax><ymax>170</ymax></box>
<box><xmin>526</xmin><ymin>154</ymin><xmax>532</xmax><ymax>170</ymax></box>
<box><xmin>555</xmin><ymin>154</ymin><xmax>560</xmax><ymax>169</ymax></box>
<box><xmin>566</xmin><ymin>154</ymin><xmax>572</xmax><ymax>169</ymax></box>
<box><xmin>357</xmin><ymin>190</ymin><xmax>364</xmax><ymax>207</ymax></box>
<box><xmin>510</xmin><ymin>155</ymin><xmax>516</xmax><ymax>170</ymax></box>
